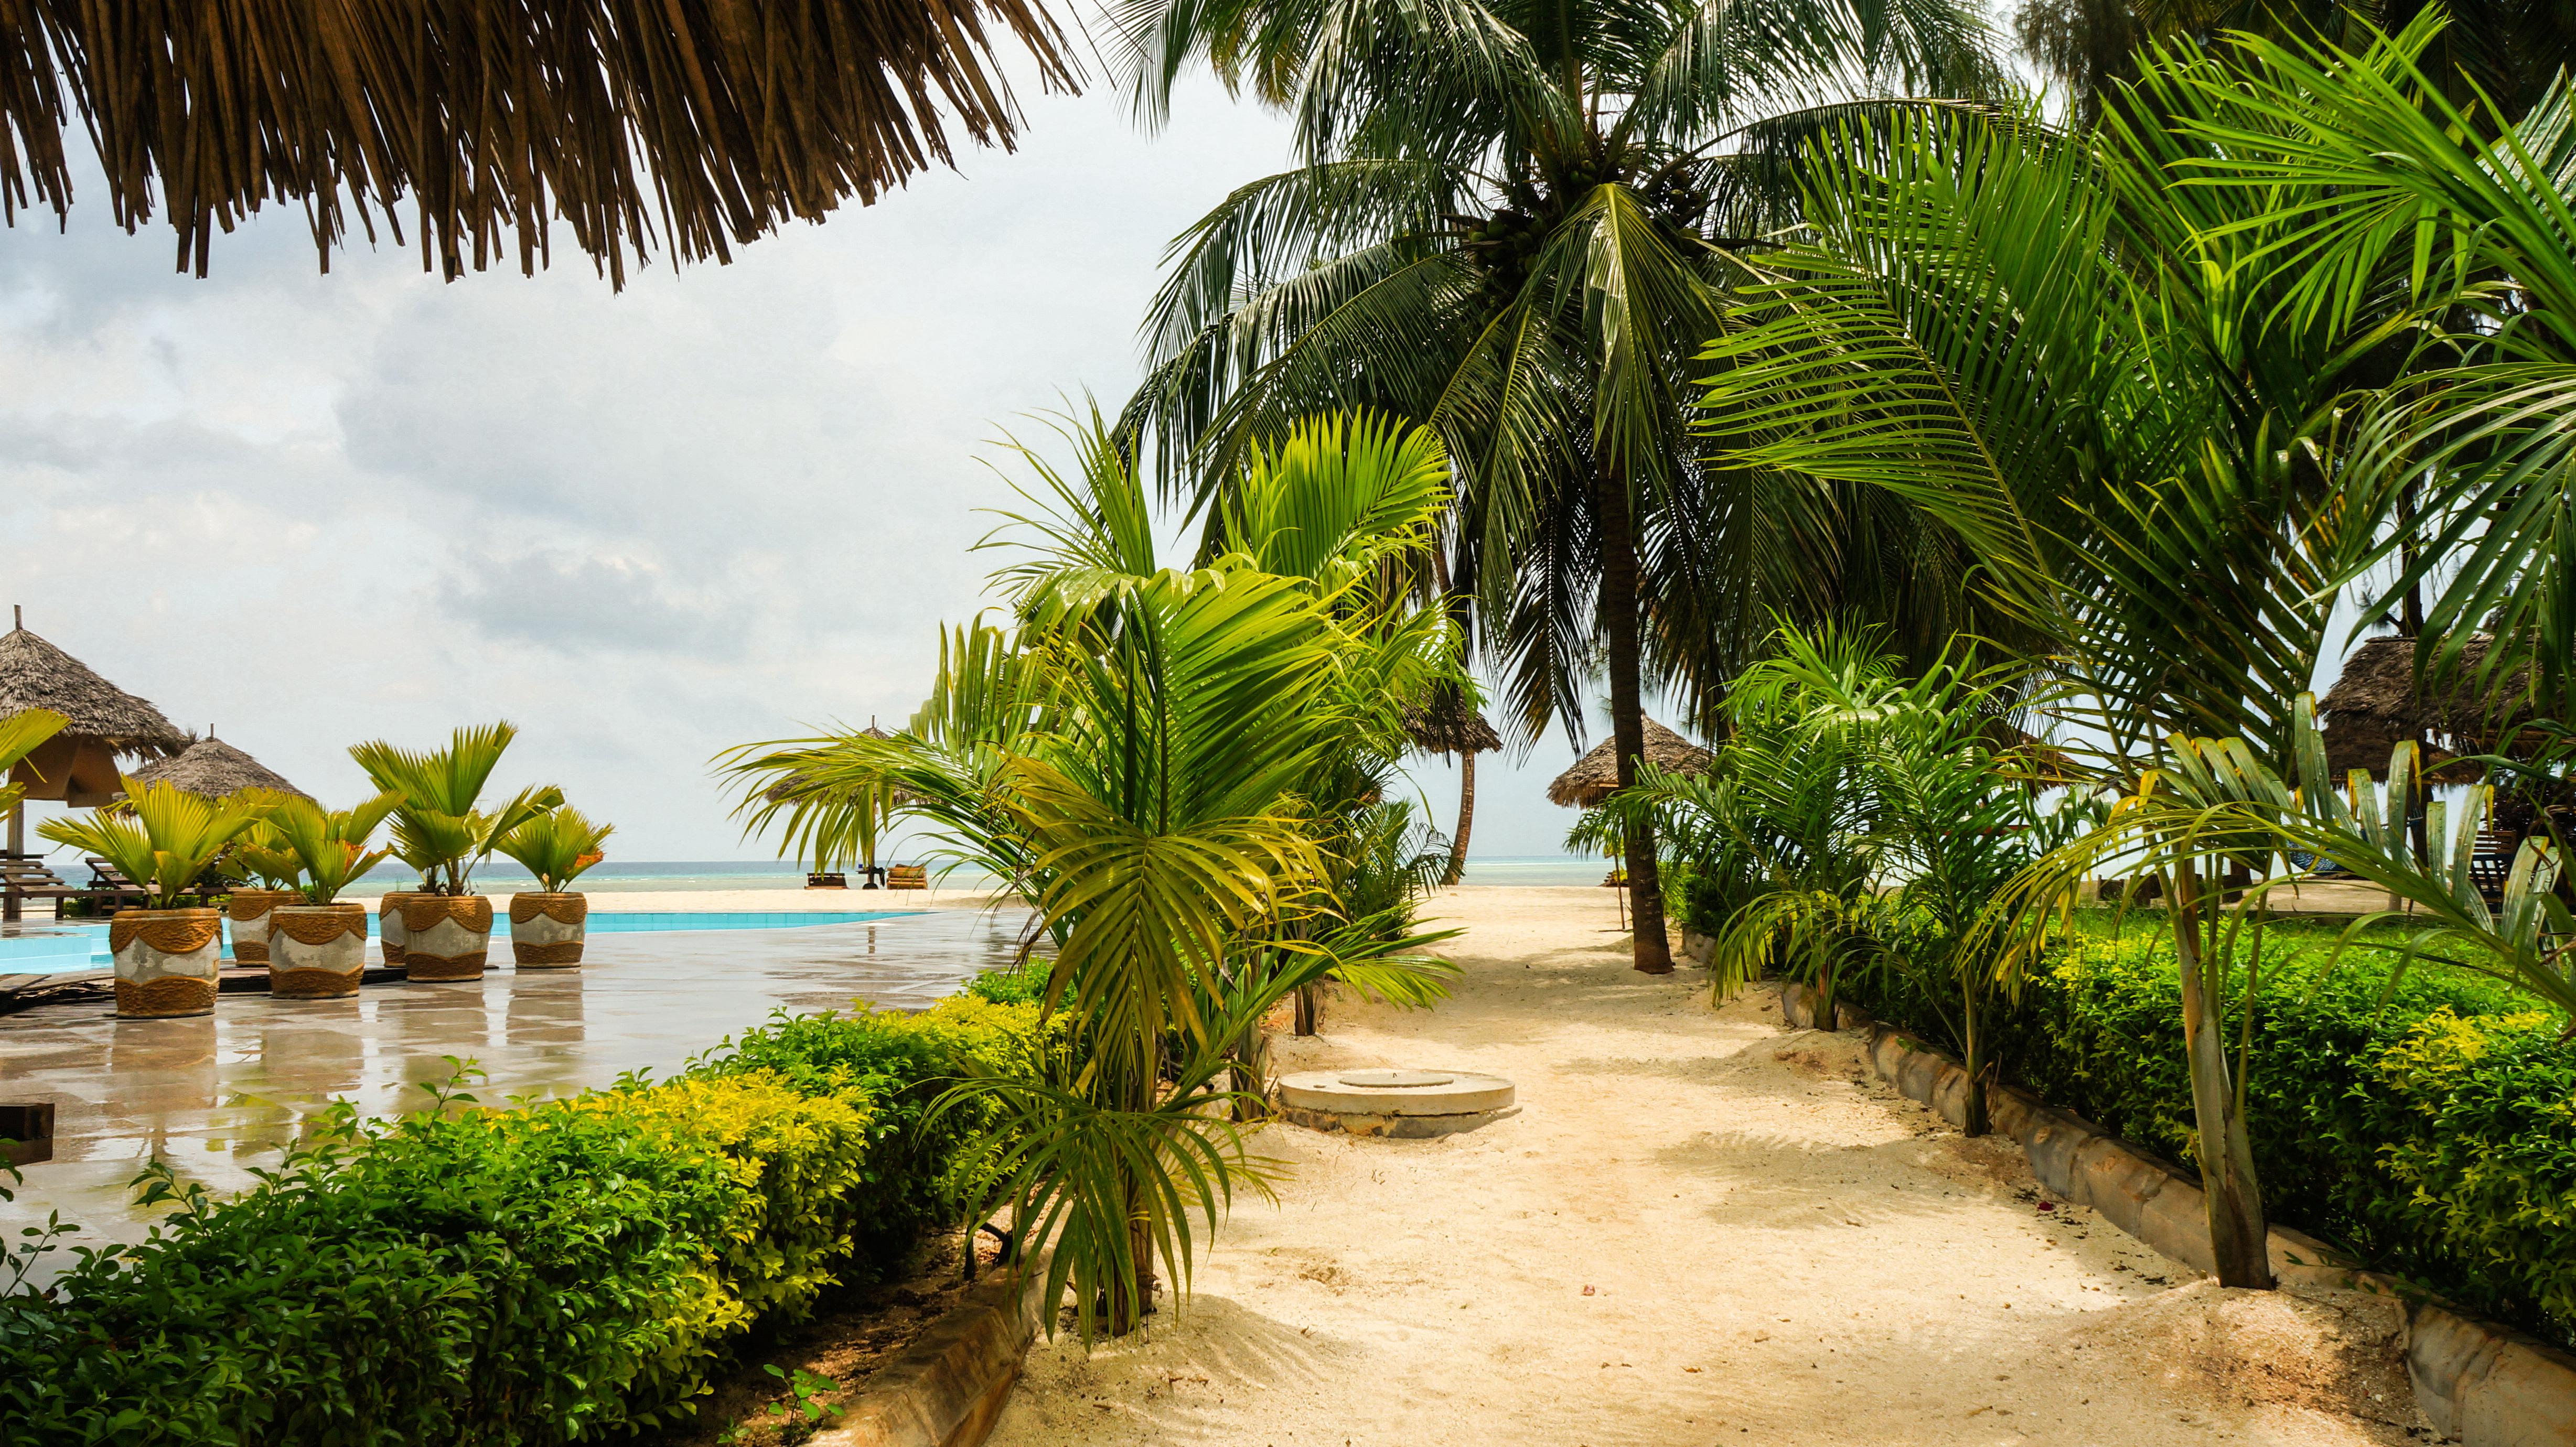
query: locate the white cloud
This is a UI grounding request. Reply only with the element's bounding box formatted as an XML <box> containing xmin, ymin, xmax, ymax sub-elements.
<box><xmin>0</xmin><ymin>72</ymin><xmax>1608</xmax><ymax>860</ymax></box>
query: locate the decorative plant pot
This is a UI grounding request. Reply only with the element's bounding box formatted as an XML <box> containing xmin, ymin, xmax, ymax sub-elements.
<box><xmin>399</xmin><ymin>894</ymin><xmax>492</xmax><ymax>982</ymax></box>
<box><xmin>224</xmin><ymin>889</ymin><xmax>298</xmax><ymax>965</ymax></box>
<box><xmin>509</xmin><ymin>892</ymin><xmax>588</xmax><ymax>968</ymax></box>
<box><xmin>109</xmin><ymin>908</ymin><xmax>223</xmax><ymax>1018</ymax></box>
<box><xmin>269</xmin><ymin>903</ymin><xmax>369</xmax><ymax>999</ymax></box>
<box><xmin>378</xmin><ymin>891</ymin><xmax>417</xmax><ymax>966</ymax></box>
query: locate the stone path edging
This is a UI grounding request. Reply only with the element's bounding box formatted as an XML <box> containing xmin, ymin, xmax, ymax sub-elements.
<box><xmin>1773</xmin><ymin>980</ymin><xmax>2576</xmax><ymax>1447</ymax></box>
<box><xmin>813</xmin><ymin>1255</ymin><xmax>1050</xmax><ymax>1447</ymax></box>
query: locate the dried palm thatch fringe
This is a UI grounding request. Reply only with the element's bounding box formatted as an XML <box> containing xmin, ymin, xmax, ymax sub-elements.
<box><xmin>1402</xmin><ymin>686</ymin><xmax>1500</xmax><ymax>758</ymax></box>
<box><xmin>0</xmin><ymin>624</ymin><xmax>186</xmax><ymax>756</ymax></box>
<box><xmin>1546</xmin><ymin>717</ymin><xmax>1712</xmax><ymax>808</ymax></box>
<box><xmin>0</xmin><ymin>0</ymin><xmax>1079</xmax><ymax>287</ymax></box>
<box><xmin>125</xmin><ymin>736</ymin><xmax>309</xmax><ymax>799</ymax></box>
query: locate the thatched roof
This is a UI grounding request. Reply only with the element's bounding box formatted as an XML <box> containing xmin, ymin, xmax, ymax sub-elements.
<box><xmin>124</xmin><ymin>737</ymin><xmax>309</xmax><ymax>800</ymax></box>
<box><xmin>1403</xmin><ymin>686</ymin><xmax>1501</xmax><ymax>757</ymax></box>
<box><xmin>0</xmin><ymin>1</ymin><xmax>1075</xmax><ymax>288</ymax></box>
<box><xmin>763</xmin><ymin>725</ymin><xmax>905</xmax><ymax>804</ymax></box>
<box><xmin>1547</xmin><ymin>718</ymin><xmax>1713</xmax><ymax>807</ymax></box>
<box><xmin>0</xmin><ymin>622</ymin><xmax>186</xmax><ymax>757</ymax></box>
<box><xmin>2318</xmin><ymin>634</ymin><xmax>2541</xmax><ymax>783</ymax></box>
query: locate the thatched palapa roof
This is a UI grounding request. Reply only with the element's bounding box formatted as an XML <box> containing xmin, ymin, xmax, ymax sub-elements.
<box><xmin>764</xmin><ymin>724</ymin><xmax>907</xmax><ymax>804</ymax></box>
<box><xmin>2318</xmin><ymin>634</ymin><xmax>2541</xmax><ymax>783</ymax></box>
<box><xmin>1547</xmin><ymin>718</ymin><xmax>1712</xmax><ymax>807</ymax></box>
<box><xmin>1403</xmin><ymin>686</ymin><xmax>1501</xmax><ymax>758</ymax></box>
<box><xmin>0</xmin><ymin>622</ymin><xmax>186</xmax><ymax>757</ymax></box>
<box><xmin>0</xmin><ymin>1</ymin><xmax>1076</xmax><ymax>288</ymax></box>
<box><xmin>124</xmin><ymin>737</ymin><xmax>309</xmax><ymax>801</ymax></box>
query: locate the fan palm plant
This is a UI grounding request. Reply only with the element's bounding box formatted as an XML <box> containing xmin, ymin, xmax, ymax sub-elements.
<box><xmin>0</xmin><ymin>709</ymin><xmax>66</xmax><ymax>815</ymax></box>
<box><xmin>349</xmin><ymin>723</ymin><xmax>563</xmax><ymax>897</ymax></box>
<box><xmin>39</xmin><ymin>782</ymin><xmax>261</xmax><ymax>910</ymax></box>
<box><xmin>1112</xmin><ymin>0</ymin><xmax>2009</xmax><ymax>973</ymax></box>
<box><xmin>253</xmin><ymin>791</ymin><xmax>407</xmax><ymax>905</ymax></box>
<box><xmin>496</xmin><ymin>808</ymin><xmax>615</xmax><ymax>894</ymax></box>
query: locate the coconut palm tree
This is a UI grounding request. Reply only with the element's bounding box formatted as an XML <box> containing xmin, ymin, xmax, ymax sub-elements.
<box><xmin>724</xmin><ymin>411</ymin><xmax>1461</xmax><ymax>1336</ymax></box>
<box><xmin>1109</xmin><ymin>0</ymin><xmax>2006</xmax><ymax>973</ymax></box>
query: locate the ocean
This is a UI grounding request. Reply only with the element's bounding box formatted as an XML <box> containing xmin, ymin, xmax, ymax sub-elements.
<box><xmin>336</xmin><ymin>855</ymin><xmax>1617</xmax><ymax>894</ymax></box>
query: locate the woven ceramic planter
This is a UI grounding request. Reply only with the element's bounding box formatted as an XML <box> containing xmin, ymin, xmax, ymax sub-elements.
<box><xmin>400</xmin><ymin>894</ymin><xmax>492</xmax><ymax>982</ymax></box>
<box><xmin>509</xmin><ymin>892</ymin><xmax>588</xmax><ymax>967</ymax></box>
<box><xmin>378</xmin><ymin>891</ymin><xmax>417</xmax><ymax>966</ymax></box>
<box><xmin>109</xmin><ymin>908</ymin><xmax>223</xmax><ymax>1018</ymax></box>
<box><xmin>269</xmin><ymin>903</ymin><xmax>368</xmax><ymax>998</ymax></box>
<box><xmin>223</xmin><ymin>889</ymin><xmax>297</xmax><ymax>965</ymax></box>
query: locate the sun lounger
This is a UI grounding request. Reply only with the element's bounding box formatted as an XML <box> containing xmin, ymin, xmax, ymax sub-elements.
<box><xmin>0</xmin><ymin>853</ymin><xmax>82</xmax><ymax>920</ymax></box>
<box><xmin>886</xmin><ymin>865</ymin><xmax>928</xmax><ymax>891</ymax></box>
<box><xmin>806</xmin><ymin>871</ymin><xmax>849</xmax><ymax>889</ymax></box>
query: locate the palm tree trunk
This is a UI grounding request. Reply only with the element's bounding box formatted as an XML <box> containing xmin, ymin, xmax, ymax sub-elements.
<box><xmin>1595</xmin><ymin>459</ymin><xmax>1672</xmax><ymax>974</ymax></box>
<box><xmin>2170</xmin><ymin>862</ymin><xmax>2274</xmax><ymax>1288</ymax></box>
<box><xmin>1443</xmin><ymin>750</ymin><xmax>1475</xmax><ymax>886</ymax></box>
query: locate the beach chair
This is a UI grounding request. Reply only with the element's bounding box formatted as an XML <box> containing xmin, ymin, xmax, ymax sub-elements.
<box><xmin>2469</xmin><ymin>830</ymin><xmax>2518</xmax><ymax>907</ymax></box>
<box><xmin>886</xmin><ymin>865</ymin><xmax>928</xmax><ymax>891</ymax></box>
<box><xmin>0</xmin><ymin>853</ymin><xmax>82</xmax><ymax>920</ymax></box>
<box><xmin>81</xmin><ymin>857</ymin><xmax>152</xmax><ymax>910</ymax></box>
<box><xmin>806</xmin><ymin>871</ymin><xmax>849</xmax><ymax>890</ymax></box>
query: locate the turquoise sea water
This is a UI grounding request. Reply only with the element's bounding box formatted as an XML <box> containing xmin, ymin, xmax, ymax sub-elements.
<box><xmin>319</xmin><ymin>855</ymin><xmax>1615</xmax><ymax>893</ymax></box>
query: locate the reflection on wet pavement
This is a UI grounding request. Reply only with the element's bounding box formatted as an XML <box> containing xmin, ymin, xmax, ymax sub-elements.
<box><xmin>1</xmin><ymin>910</ymin><xmax>1027</xmax><ymax>1258</ymax></box>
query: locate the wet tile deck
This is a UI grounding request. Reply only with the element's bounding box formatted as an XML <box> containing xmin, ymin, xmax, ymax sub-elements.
<box><xmin>0</xmin><ymin>909</ymin><xmax>1028</xmax><ymax>1262</ymax></box>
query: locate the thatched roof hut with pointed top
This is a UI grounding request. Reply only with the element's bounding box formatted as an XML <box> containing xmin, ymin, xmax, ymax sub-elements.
<box><xmin>0</xmin><ymin>620</ymin><xmax>187</xmax><ymax>809</ymax></box>
<box><xmin>125</xmin><ymin>737</ymin><xmax>309</xmax><ymax>801</ymax></box>
<box><xmin>2317</xmin><ymin>634</ymin><xmax>2542</xmax><ymax>782</ymax></box>
<box><xmin>1547</xmin><ymin>718</ymin><xmax>1712</xmax><ymax>808</ymax></box>
<box><xmin>1403</xmin><ymin>690</ymin><xmax>1501</xmax><ymax>759</ymax></box>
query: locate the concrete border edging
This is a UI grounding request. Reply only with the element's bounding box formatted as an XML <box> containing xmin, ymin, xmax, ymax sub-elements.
<box><xmin>813</xmin><ymin>1255</ymin><xmax>1050</xmax><ymax>1447</ymax></box>
<box><xmin>1774</xmin><ymin>981</ymin><xmax>2576</xmax><ymax>1447</ymax></box>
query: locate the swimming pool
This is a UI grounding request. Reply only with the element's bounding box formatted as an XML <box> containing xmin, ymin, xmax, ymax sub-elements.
<box><xmin>0</xmin><ymin>911</ymin><xmax>921</xmax><ymax>971</ymax></box>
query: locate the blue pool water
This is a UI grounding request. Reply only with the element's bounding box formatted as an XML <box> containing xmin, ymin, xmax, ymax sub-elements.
<box><xmin>0</xmin><ymin>911</ymin><xmax>919</xmax><ymax>973</ymax></box>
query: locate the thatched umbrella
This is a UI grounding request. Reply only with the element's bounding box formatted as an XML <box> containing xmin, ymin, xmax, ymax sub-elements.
<box><xmin>0</xmin><ymin>2</ymin><xmax>1075</xmax><ymax>288</ymax></box>
<box><xmin>0</xmin><ymin>610</ymin><xmax>187</xmax><ymax>917</ymax></box>
<box><xmin>125</xmin><ymin>736</ymin><xmax>309</xmax><ymax>801</ymax></box>
<box><xmin>2317</xmin><ymin>634</ymin><xmax>2538</xmax><ymax>783</ymax></box>
<box><xmin>1403</xmin><ymin>688</ymin><xmax>1502</xmax><ymax>886</ymax></box>
<box><xmin>1547</xmin><ymin>717</ymin><xmax>1712</xmax><ymax>808</ymax></box>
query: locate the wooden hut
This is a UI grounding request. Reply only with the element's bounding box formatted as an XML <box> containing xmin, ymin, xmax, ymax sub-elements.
<box><xmin>0</xmin><ymin>612</ymin><xmax>188</xmax><ymax>918</ymax></box>
<box><xmin>124</xmin><ymin>736</ymin><xmax>309</xmax><ymax>801</ymax></box>
<box><xmin>1403</xmin><ymin>687</ymin><xmax>1502</xmax><ymax>885</ymax></box>
<box><xmin>2317</xmin><ymin>634</ymin><xmax>2543</xmax><ymax>782</ymax></box>
<box><xmin>1546</xmin><ymin>718</ymin><xmax>1713</xmax><ymax>808</ymax></box>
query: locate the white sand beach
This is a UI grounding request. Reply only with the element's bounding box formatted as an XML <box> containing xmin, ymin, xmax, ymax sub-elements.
<box><xmin>986</xmin><ymin>886</ymin><xmax>2419</xmax><ymax>1446</ymax></box>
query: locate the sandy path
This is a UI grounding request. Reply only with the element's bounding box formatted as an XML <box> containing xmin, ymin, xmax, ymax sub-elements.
<box><xmin>986</xmin><ymin>886</ymin><xmax>2422</xmax><ymax>1446</ymax></box>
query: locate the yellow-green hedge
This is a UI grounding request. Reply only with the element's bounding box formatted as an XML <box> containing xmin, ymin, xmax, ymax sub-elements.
<box><xmin>0</xmin><ymin>997</ymin><xmax>1051</xmax><ymax>1445</ymax></box>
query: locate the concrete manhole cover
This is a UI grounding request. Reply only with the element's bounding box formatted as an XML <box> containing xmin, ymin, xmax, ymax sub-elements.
<box><xmin>1338</xmin><ymin>1070</ymin><xmax>1454</xmax><ymax>1088</ymax></box>
<box><xmin>1274</xmin><ymin>1068</ymin><xmax>1517</xmax><ymax>1139</ymax></box>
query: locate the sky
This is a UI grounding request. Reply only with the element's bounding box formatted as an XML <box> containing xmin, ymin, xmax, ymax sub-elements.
<box><xmin>0</xmin><ymin>66</ymin><xmax>1601</xmax><ymax>863</ymax></box>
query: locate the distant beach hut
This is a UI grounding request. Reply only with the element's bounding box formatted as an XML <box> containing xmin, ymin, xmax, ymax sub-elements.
<box><xmin>2317</xmin><ymin>634</ymin><xmax>2542</xmax><ymax>784</ymax></box>
<box><xmin>1404</xmin><ymin>687</ymin><xmax>1502</xmax><ymax>886</ymax></box>
<box><xmin>0</xmin><ymin>608</ymin><xmax>188</xmax><ymax>917</ymax></box>
<box><xmin>125</xmin><ymin>736</ymin><xmax>309</xmax><ymax>801</ymax></box>
<box><xmin>1545</xmin><ymin>718</ymin><xmax>1713</xmax><ymax>808</ymax></box>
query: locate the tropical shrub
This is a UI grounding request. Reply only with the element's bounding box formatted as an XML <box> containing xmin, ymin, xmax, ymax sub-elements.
<box><xmin>0</xmin><ymin>998</ymin><xmax>1044</xmax><ymax>1446</ymax></box>
<box><xmin>1840</xmin><ymin>923</ymin><xmax>2576</xmax><ymax>1347</ymax></box>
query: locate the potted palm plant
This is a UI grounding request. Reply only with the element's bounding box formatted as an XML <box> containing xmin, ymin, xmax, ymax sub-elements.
<box><xmin>496</xmin><ymin>806</ymin><xmax>613</xmax><ymax>967</ymax></box>
<box><xmin>220</xmin><ymin>815</ymin><xmax>305</xmax><ymax>966</ymax></box>
<box><xmin>350</xmin><ymin>723</ymin><xmax>560</xmax><ymax>984</ymax></box>
<box><xmin>40</xmin><ymin>782</ymin><xmax>260</xmax><ymax>1018</ymax></box>
<box><xmin>375</xmin><ymin>836</ymin><xmax>435</xmax><ymax>968</ymax></box>
<box><xmin>258</xmin><ymin>791</ymin><xmax>402</xmax><ymax>999</ymax></box>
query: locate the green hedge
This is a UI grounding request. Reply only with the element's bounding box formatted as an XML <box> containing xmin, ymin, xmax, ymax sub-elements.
<box><xmin>0</xmin><ymin>997</ymin><xmax>1050</xmax><ymax>1446</ymax></box>
<box><xmin>1844</xmin><ymin>923</ymin><xmax>2576</xmax><ymax>1347</ymax></box>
